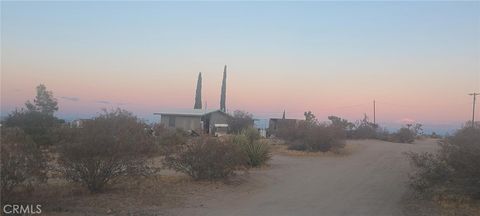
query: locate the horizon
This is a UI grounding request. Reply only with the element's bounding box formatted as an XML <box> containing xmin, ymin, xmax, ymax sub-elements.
<box><xmin>1</xmin><ymin>1</ymin><xmax>479</xmax><ymax>134</ymax></box>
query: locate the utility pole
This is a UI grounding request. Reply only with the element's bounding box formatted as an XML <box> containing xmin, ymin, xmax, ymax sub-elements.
<box><xmin>373</xmin><ymin>100</ymin><xmax>376</xmax><ymax>125</ymax></box>
<box><xmin>469</xmin><ymin>93</ymin><xmax>479</xmax><ymax>127</ymax></box>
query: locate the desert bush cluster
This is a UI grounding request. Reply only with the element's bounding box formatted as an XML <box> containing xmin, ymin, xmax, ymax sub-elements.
<box><xmin>273</xmin><ymin>112</ymin><xmax>423</xmax><ymax>147</ymax></box>
<box><xmin>327</xmin><ymin>114</ymin><xmax>422</xmax><ymax>144</ymax></box>
<box><xmin>276</xmin><ymin>112</ymin><xmax>346</xmax><ymax>152</ymax></box>
<box><xmin>1</xmin><ymin>85</ymin><xmax>160</xmax><ymax>198</ymax></box>
<box><xmin>0</xmin><ymin>85</ymin><xmax>270</xmax><ymax>201</ymax></box>
<box><xmin>163</xmin><ymin>127</ymin><xmax>271</xmax><ymax>180</ymax></box>
<box><xmin>56</xmin><ymin>109</ymin><xmax>156</xmax><ymax>192</ymax></box>
<box><xmin>392</xmin><ymin>127</ymin><xmax>416</xmax><ymax>143</ymax></box>
<box><xmin>406</xmin><ymin>126</ymin><xmax>480</xmax><ymax>199</ymax></box>
<box><xmin>164</xmin><ymin>136</ymin><xmax>247</xmax><ymax>180</ymax></box>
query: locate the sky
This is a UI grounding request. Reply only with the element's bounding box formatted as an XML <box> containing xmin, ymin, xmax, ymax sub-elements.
<box><xmin>1</xmin><ymin>1</ymin><xmax>479</xmax><ymax>133</ymax></box>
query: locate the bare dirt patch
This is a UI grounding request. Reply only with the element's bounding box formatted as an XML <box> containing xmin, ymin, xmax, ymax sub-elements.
<box><xmin>269</xmin><ymin>139</ymin><xmax>363</xmax><ymax>157</ymax></box>
<box><xmin>170</xmin><ymin>139</ymin><xmax>440</xmax><ymax>216</ymax></box>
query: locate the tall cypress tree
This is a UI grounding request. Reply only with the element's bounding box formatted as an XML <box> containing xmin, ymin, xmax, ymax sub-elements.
<box><xmin>194</xmin><ymin>72</ymin><xmax>202</xmax><ymax>109</ymax></box>
<box><xmin>220</xmin><ymin>65</ymin><xmax>227</xmax><ymax>112</ymax></box>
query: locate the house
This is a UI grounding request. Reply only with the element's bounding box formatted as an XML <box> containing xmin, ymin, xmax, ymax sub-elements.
<box><xmin>268</xmin><ymin>118</ymin><xmax>304</xmax><ymax>137</ymax></box>
<box><xmin>154</xmin><ymin>109</ymin><xmax>231</xmax><ymax>135</ymax></box>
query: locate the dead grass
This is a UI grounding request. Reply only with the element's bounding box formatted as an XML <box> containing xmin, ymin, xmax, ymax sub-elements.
<box><xmin>4</xmin><ymin>174</ymin><xmax>192</xmax><ymax>215</ymax></box>
<box><xmin>402</xmin><ymin>187</ymin><xmax>480</xmax><ymax>216</ymax></box>
<box><xmin>433</xmin><ymin>194</ymin><xmax>480</xmax><ymax>216</ymax></box>
<box><xmin>4</xmin><ymin>163</ymin><xmax>254</xmax><ymax>216</ymax></box>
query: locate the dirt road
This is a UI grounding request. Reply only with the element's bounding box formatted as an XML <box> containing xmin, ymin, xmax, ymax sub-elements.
<box><xmin>169</xmin><ymin>139</ymin><xmax>437</xmax><ymax>216</ymax></box>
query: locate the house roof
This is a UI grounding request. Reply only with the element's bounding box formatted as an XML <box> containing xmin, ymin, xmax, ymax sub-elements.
<box><xmin>153</xmin><ymin>109</ymin><xmax>225</xmax><ymax>117</ymax></box>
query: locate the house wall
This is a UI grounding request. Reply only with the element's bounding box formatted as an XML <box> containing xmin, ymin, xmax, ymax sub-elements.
<box><xmin>161</xmin><ymin>115</ymin><xmax>202</xmax><ymax>132</ymax></box>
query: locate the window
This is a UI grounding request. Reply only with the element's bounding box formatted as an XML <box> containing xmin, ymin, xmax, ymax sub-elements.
<box><xmin>169</xmin><ymin>116</ymin><xmax>176</xmax><ymax>127</ymax></box>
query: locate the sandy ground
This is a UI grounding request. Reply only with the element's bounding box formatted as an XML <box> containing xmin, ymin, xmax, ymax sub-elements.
<box><xmin>166</xmin><ymin>139</ymin><xmax>437</xmax><ymax>216</ymax></box>
<box><xmin>19</xmin><ymin>139</ymin><xmax>442</xmax><ymax>215</ymax></box>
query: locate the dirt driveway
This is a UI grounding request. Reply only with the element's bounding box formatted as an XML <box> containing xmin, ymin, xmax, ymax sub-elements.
<box><xmin>168</xmin><ymin>139</ymin><xmax>437</xmax><ymax>216</ymax></box>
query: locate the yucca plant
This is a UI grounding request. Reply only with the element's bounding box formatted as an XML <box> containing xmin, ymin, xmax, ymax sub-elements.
<box><xmin>242</xmin><ymin>140</ymin><xmax>271</xmax><ymax>167</ymax></box>
<box><xmin>232</xmin><ymin>134</ymin><xmax>271</xmax><ymax>167</ymax></box>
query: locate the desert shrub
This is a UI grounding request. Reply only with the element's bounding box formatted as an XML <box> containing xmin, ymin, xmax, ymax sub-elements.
<box><xmin>242</xmin><ymin>127</ymin><xmax>261</xmax><ymax>143</ymax></box>
<box><xmin>275</xmin><ymin>112</ymin><xmax>346</xmax><ymax>152</ymax></box>
<box><xmin>56</xmin><ymin>109</ymin><xmax>155</xmax><ymax>192</ymax></box>
<box><xmin>156</xmin><ymin>128</ymin><xmax>188</xmax><ymax>155</ymax></box>
<box><xmin>406</xmin><ymin>126</ymin><xmax>480</xmax><ymax>199</ymax></box>
<box><xmin>292</xmin><ymin>123</ymin><xmax>346</xmax><ymax>152</ymax></box>
<box><xmin>393</xmin><ymin>127</ymin><xmax>416</xmax><ymax>143</ymax></box>
<box><xmin>402</xmin><ymin>123</ymin><xmax>424</xmax><ymax>138</ymax></box>
<box><xmin>232</xmin><ymin>134</ymin><xmax>270</xmax><ymax>167</ymax></box>
<box><xmin>1</xmin><ymin>127</ymin><xmax>46</xmax><ymax>197</ymax></box>
<box><xmin>274</xmin><ymin>121</ymin><xmax>304</xmax><ymax>141</ymax></box>
<box><xmin>164</xmin><ymin>136</ymin><xmax>246</xmax><ymax>180</ymax></box>
<box><xmin>228</xmin><ymin>110</ymin><xmax>254</xmax><ymax>134</ymax></box>
<box><xmin>272</xmin><ymin>111</ymin><xmax>346</xmax><ymax>152</ymax></box>
<box><xmin>328</xmin><ymin>116</ymin><xmax>355</xmax><ymax>137</ymax></box>
<box><xmin>151</xmin><ymin>123</ymin><xmax>168</xmax><ymax>136</ymax></box>
<box><xmin>352</xmin><ymin>122</ymin><xmax>378</xmax><ymax>139</ymax></box>
<box><xmin>3</xmin><ymin>109</ymin><xmax>63</xmax><ymax>146</ymax></box>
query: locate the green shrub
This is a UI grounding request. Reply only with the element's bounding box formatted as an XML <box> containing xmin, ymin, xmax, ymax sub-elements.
<box><xmin>243</xmin><ymin>140</ymin><xmax>271</xmax><ymax>167</ymax></box>
<box><xmin>241</xmin><ymin>127</ymin><xmax>261</xmax><ymax>143</ymax></box>
<box><xmin>232</xmin><ymin>134</ymin><xmax>270</xmax><ymax>167</ymax></box>
<box><xmin>164</xmin><ymin>137</ymin><xmax>246</xmax><ymax>180</ymax></box>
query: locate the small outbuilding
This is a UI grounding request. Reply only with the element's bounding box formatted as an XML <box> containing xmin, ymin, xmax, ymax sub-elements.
<box><xmin>154</xmin><ymin>109</ymin><xmax>231</xmax><ymax>135</ymax></box>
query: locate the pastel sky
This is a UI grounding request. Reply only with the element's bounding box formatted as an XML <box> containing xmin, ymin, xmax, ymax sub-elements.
<box><xmin>1</xmin><ymin>1</ymin><xmax>479</xmax><ymax>131</ymax></box>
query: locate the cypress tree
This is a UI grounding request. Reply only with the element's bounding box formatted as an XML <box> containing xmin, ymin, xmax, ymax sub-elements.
<box><xmin>194</xmin><ymin>72</ymin><xmax>202</xmax><ymax>109</ymax></box>
<box><xmin>220</xmin><ymin>65</ymin><xmax>227</xmax><ymax>112</ymax></box>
